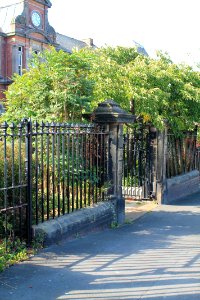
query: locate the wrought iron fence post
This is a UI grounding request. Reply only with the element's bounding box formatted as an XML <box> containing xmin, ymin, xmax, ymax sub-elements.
<box><xmin>25</xmin><ymin>120</ymin><xmax>33</xmax><ymax>245</ymax></box>
<box><xmin>89</xmin><ymin>99</ymin><xmax>135</xmax><ymax>225</ymax></box>
<box><xmin>2</xmin><ymin>122</ymin><xmax>8</xmax><ymax>248</ymax></box>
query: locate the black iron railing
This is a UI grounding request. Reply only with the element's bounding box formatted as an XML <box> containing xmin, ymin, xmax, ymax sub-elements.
<box><xmin>0</xmin><ymin>121</ymin><xmax>109</xmax><ymax>245</ymax></box>
<box><xmin>166</xmin><ymin>131</ymin><xmax>197</xmax><ymax>178</ymax></box>
<box><xmin>1</xmin><ymin>119</ymin><xmax>198</xmax><ymax>247</ymax></box>
<box><xmin>0</xmin><ymin>122</ymin><xmax>28</xmax><ymax>246</ymax></box>
<box><xmin>195</xmin><ymin>147</ymin><xmax>200</xmax><ymax>172</ymax></box>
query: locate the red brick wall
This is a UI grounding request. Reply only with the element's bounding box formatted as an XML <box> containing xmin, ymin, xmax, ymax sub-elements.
<box><xmin>0</xmin><ymin>0</ymin><xmax>52</xmax><ymax>100</ymax></box>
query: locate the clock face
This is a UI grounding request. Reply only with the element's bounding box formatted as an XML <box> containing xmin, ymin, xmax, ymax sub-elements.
<box><xmin>31</xmin><ymin>11</ymin><xmax>41</xmax><ymax>27</ymax></box>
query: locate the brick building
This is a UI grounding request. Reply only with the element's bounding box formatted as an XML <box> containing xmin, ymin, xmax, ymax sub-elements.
<box><xmin>0</xmin><ymin>0</ymin><xmax>95</xmax><ymax>102</ymax></box>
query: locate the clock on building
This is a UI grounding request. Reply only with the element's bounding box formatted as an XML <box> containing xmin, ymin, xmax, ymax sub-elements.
<box><xmin>31</xmin><ymin>11</ymin><xmax>41</xmax><ymax>27</ymax></box>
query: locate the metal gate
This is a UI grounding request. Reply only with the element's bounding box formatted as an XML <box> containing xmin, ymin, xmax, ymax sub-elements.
<box><xmin>122</xmin><ymin>121</ymin><xmax>155</xmax><ymax>200</ymax></box>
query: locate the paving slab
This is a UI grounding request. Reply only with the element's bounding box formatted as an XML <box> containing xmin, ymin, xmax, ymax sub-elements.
<box><xmin>0</xmin><ymin>194</ymin><xmax>200</xmax><ymax>300</ymax></box>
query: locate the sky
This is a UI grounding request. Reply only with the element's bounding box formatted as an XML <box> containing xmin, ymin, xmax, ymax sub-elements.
<box><xmin>48</xmin><ymin>0</ymin><xmax>200</xmax><ymax>68</ymax></box>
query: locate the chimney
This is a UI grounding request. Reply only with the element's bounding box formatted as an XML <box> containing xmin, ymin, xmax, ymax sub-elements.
<box><xmin>82</xmin><ymin>38</ymin><xmax>93</xmax><ymax>47</ymax></box>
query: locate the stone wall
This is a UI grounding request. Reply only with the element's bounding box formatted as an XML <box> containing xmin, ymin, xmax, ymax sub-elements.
<box><xmin>163</xmin><ymin>170</ymin><xmax>200</xmax><ymax>204</ymax></box>
<box><xmin>32</xmin><ymin>201</ymin><xmax>115</xmax><ymax>246</ymax></box>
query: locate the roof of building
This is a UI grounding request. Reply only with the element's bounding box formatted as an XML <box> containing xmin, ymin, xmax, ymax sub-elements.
<box><xmin>0</xmin><ymin>2</ymin><xmax>147</xmax><ymax>56</ymax></box>
<box><xmin>56</xmin><ymin>32</ymin><xmax>95</xmax><ymax>53</ymax></box>
<box><xmin>116</xmin><ymin>40</ymin><xmax>148</xmax><ymax>56</ymax></box>
<box><xmin>0</xmin><ymin>0</ymin><xmax>23</xmax><ymax>33</ymax></box>
<box><xmin>34</xmin><ymin>0</ymin><xmax>52</xmax><ymax>8</ymax></box>
<box><xmin>132</xmin><ymin>40</ymin><xmax>148</xmax><ymax>56</ymax></box>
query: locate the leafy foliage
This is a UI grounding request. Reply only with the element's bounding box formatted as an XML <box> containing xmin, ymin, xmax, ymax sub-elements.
<box><xmin>0</xmin><ymin>238</ymin><xmax>28</xmax><ymax>272</ymax></box>
<box><xmin>0</xmin><ymin>233</ymin><xmax>46</xmax><ymax>272</ymax></box>
<box><xmin>84</xmin><ymin>47</ymin><xmax>200</xmax><ymax>132</ymax></box>
<box><xmin>3</xmin><ymin>48</ymin><xmax>94</xmax><ymax>123</ymax></box>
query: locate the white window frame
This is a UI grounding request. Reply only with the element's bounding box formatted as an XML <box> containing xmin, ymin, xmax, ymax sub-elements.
<box><xmin>18</xmin><ymin>46</ymin><xmax>23</xmax><ymax>76</ymax></box>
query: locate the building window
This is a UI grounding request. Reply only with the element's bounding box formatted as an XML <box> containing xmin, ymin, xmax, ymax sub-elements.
<box><xmin>18</xmin><ymin>46</ymin><xmax>23</xmax><ymax>76</ymax></box>
<box><xmin>30</xmin><ymin>50</ymin><xmax>40</xmax><ymax>67</ymax></box>
<box><xmin>34</xmin><ymin>50</ymin><xmax>40</xmax><ymax>55</ymax></box>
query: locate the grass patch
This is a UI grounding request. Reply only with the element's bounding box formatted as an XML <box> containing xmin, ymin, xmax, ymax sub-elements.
<box><xmin>0</xmin><ymin>238</ymin><xmax>28</xmax><ymax>272</ymax></box>
<box><xmin>110</xmin><ymin>221</ymin><xmax>119</xmax><ymax>229</ymax></box>
<box><xmin>0</xmin><ymin>234</ymin><xmax>45</xmax><ymax>273</ymax></box>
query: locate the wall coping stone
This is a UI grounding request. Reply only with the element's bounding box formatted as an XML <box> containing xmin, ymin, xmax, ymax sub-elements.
<box><xmin>163</xmin><ymin>170</ymin><xmax>200</xmax><ymax>204</ymax></box>
<box><xmin>32</xmin><ymin>201</ymin><xmax>115</xmax><ymax>246</ymax></box>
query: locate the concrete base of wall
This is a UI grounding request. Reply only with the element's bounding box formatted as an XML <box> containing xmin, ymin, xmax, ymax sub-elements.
<box><xmin>163</xmin><ymin>170</ymin><xmax>200</xmax><ymax>204</ymax></box>
<box><xmin>32</xmin><ymin>201</ymin><xmax>115</xmax><ymax>246</ymax></box>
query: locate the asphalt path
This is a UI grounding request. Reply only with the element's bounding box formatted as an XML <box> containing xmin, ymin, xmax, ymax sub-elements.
<box><xmin>1</xmin><ymin>193</ymin><xmax>200</xmax><ymax>300</ymax></box>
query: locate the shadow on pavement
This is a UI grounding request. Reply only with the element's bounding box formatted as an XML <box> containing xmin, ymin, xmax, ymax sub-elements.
<box><xmin>1</xmin><ymin>195</ymin><xmax>200</xmax><ymax>300</ymax></box>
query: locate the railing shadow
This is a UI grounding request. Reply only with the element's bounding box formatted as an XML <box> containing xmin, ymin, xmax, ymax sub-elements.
<box><xmin>1</xmin><ymin>202</ymin><xmax>200</xmax><ymax>300</ymax></box>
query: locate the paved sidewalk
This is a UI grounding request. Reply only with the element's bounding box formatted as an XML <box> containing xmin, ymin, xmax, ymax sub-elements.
<box><xmin>1</xmin><ymin>194</ymin><xmax>200</xmax><ymax>300</ymax></box>
<box><xmin>125</xmin><ymin>199</ymin><xmax>157</xmax><ymax>222</ymax></box>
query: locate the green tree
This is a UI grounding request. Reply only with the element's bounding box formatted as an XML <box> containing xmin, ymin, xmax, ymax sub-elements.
<box><xmin>80</xmin><ymin>47</ymin><xmax>200</xmax><ymax>132</ymax></box>
<box><xmin>3</xmin><ymin>48</ymin><xmax>93</xmax><ymax>123</ymax></box>
<box><xmin>2</xmin><ymin>46</ymin><xmax>200</xmax><ymax>133</ymax></box>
